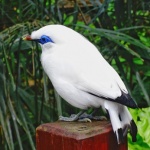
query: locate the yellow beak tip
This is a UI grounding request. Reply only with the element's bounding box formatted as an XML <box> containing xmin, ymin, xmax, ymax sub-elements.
<box><xmin>22</xmin><ymin>35</ymin><xmax>32</xmax><ymax>41</ymax></box>
<box><xmin>22</xmin><ymin>37</ymin><xmax>26</xmax><ymax>40</ymax></box>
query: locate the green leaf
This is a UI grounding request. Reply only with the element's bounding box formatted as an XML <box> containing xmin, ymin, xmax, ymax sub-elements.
<box><xmin>129</xmin><ymin>108</ymin><xmax>150</xmax><ymax>149</ymax></box>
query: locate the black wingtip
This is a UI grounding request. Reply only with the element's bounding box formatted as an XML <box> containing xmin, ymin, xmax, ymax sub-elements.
<box><xmin>130</xmin><ymin>119</ymin><xmax>138</xmax><ymax>142</ymax></box>
<box><xmin>115</xmin><ymin>91</ymin><xmax>138</xmax><ymax>108</ymax></box>
<box><xmin>86</xmin><ymin>90</ymin><xmax>138</xmax><ymax>108</ymax></box>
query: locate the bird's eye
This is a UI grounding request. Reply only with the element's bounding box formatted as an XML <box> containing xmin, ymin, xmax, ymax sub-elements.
<box><xmin>38</xmin><ymin>35</ymin><xmax>54</xmax><ymax>44</ymax></box>
<box><xmin>41</xmin><ymin>37</ymin><xmax>46</xmax><ymax>42</ymax></box>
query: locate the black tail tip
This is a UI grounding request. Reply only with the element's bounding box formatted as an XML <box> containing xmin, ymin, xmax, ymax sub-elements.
<box><xmin>130</xmin><ymin>119</ymin><xmax>138</xmax><ymax>142</ymax></box>
<box><xmin>116</xmin><ymin>120</ymin><xmax>137</xmax><ymax>144</ymax></box>
<box><xmin>116</xmin><ymin>128</ymin><xmax>124</xmax><ymax>144</ymax></box>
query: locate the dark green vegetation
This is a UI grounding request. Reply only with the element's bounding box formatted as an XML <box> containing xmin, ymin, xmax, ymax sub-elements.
<box><xmin>0</xmin><ymin>0</ymin><xmax>150</xmax><ymax>149</ymax></box>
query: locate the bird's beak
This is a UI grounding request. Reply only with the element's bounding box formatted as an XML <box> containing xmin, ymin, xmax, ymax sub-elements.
<box><xmin>22</xmin><ymin>35</ymin><xmax>32</xmax><ymax>41</ymax></box>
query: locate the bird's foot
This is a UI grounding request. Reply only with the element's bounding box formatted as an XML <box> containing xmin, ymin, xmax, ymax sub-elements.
<box><xmin>59</xmin><ymin>114</ymin><xmax>79</xmax><ymax>121</ymax></box>
<box><xmin>59</xmin><ymin>110</ymin><xmax>107</xmax><ymax>122</ymax></box>
<box><xmin>59</xmin><ymin>111</ymin><xmax>86</xmax><ymax>122</ymax></box>
<box><xmin>78</xmin><ymin>113</ymin><xmax>107</xmax><ymax>122</ymax></box>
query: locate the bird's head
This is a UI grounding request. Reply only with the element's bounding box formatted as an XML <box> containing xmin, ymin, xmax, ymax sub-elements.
<box><xmin>23</xmin><ymin>25</ymin><xmax>57</xmax><ymax>46</ymax></box>
<box><xmin>23</xmin><ymin>25</ymin><xmax>80</xmax><ymax>48</ymax></box>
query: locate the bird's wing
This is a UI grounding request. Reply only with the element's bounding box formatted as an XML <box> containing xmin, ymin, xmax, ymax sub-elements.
<box><xmin>76</xmin><ymin>76</ymin><xmax>137</xmax><ymax>108</ymax></box>
<box><xmin>57</xmin><ymin>40</ymin><xmax>137</xmax><ymax>108</ymax></box>
<box><xmin>75</xmin><ymin>62</ymin><xmax>137</xmax><ymax>108</ymax></box>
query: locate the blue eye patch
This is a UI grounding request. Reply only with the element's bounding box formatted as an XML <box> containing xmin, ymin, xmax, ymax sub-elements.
<box><xmin>37</xmin><ymin>35</ymin><xmax>54</xmax><ymax>44</ymax></box>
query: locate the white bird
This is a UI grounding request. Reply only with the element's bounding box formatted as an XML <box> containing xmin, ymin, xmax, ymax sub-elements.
<box><xmin>23</xmin><ymin>25</ymin><xmax>137</xmax><ymax>144</ymax></box>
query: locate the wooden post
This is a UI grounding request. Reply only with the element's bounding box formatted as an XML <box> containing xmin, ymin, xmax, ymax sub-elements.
<box><xmin>36</xmin><ymin>121</ymin><xmax>127</xmax><ymax>150</ymax></box>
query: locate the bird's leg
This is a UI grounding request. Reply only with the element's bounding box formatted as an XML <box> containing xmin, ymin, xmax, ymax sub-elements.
<box><xmin>59</xmin><ymin>110</ymin><xmax>86</xmax><ymax>122</ymax></box>
<box><xmin>90</xmin><ymin>108</ymin><xmax>107</xmax><ymax>120</ymax></box>
<box><xmin>59</xmin><ymin>108</ymin><xmax>107</xmax><ymax>122</ymax></box>
<box><xmin>78</xmin><ymin>108</ymin><xmax>107</xmax><ymax>122</ymax></box>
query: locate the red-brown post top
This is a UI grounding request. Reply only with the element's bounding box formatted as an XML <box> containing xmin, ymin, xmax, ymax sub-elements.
<box><xmin>36</xmin><ymin>121</ymin><xmax>127</xmax><ymax>150</ymax></box>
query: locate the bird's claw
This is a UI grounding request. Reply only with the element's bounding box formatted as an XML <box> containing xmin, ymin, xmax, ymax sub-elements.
<box><xmin>79</xmin><ymin>112</ymin><xmax>107</xmax><ymax>121</ymax></box>
<box><xmin>59</xmin><ymin>114</ymin><xmax>78</xmax><ymax>121</ymax></box>
<box><xmin>78</xmin><ymin>118</ymin><xmax>92</xmax><ymax>122</ymax></box>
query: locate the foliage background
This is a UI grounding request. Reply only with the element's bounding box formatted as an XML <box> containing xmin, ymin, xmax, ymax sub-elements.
<box><xmin>0</xmin><ymin>0</ymin><xmax>150</xmax><ymax>149</ymax></box>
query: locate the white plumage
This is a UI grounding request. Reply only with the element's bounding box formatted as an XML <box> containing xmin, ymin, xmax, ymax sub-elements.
<box><xmin>24</xmin><ymin>25</ymin><xmax>137</xmax><ymax>144</ymax></box>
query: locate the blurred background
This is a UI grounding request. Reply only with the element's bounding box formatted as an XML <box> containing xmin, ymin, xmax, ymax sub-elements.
<box><xmin>0</xmin><ymin>0</ymin><xmax>150</xmax><ymax>149</ymax></box>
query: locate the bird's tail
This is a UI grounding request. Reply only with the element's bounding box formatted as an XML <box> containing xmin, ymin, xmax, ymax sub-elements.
<box><xmin>104</xmin><ymin>101</ymin><xmax>137</xmax><ymax>144</ymax></box>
